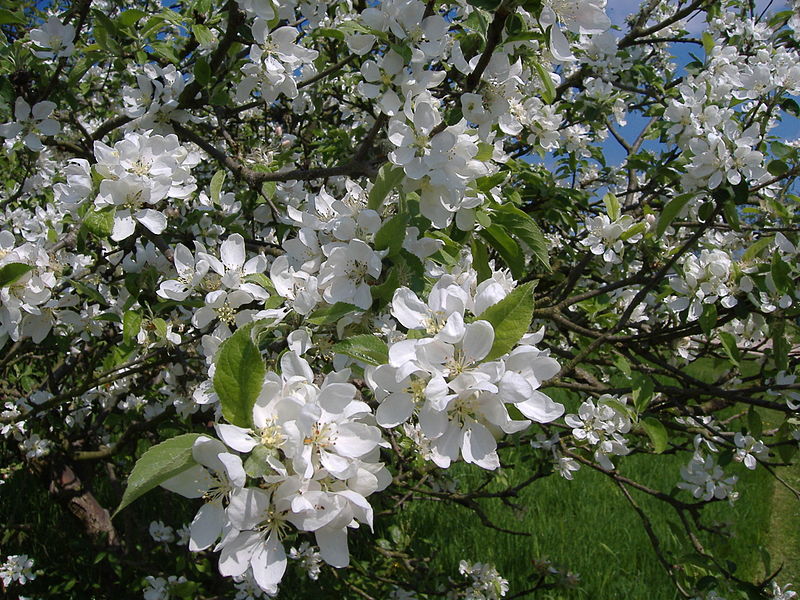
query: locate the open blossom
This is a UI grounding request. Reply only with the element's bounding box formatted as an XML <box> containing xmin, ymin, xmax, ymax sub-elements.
<box><xmin>368</xmin><ymin>272</ymin><xmax>563</xmax><ymax>471</ymax></box>
<box><xmin>123</xmin><ymin>64</ymin><xmax>196</xmax><ymax>130</ymax></box>
<box><xmin>539</xmin><ymin>0</ymin><xmax>611</xmax><ymax>61</ymax></box>
<box><xmin>30</xmin><ymin>15</ymin><xmax>76</xmax><ymax>59</ymax></box>
<box><xmin>678</xmin><ymin>452</ymin><xmax>738</xmax><ymax>502</ymax></box>
<box><xmin>667</xmin><ymin>249</ymin><xmax>738</xmax><ymax>321</ymax></box>
<box><xmin>318</xmin><ymin>239</ymin><xmax>384</xmax><ymax>309</ymax></box>
<box><xmin>161</xmin><ymin>436</ymin><xmax>246</xmax><ymax>551</ymax></box>
<box><xmin>565</xmin><ymin>396</ymin><xmax>631</xmax><ymax>470</ymax></box>
<box><xmin>733</xmin><ymin>433</ymin><xmax>768</xmax><ymax>469</ymax></box>
<box><xmin>459</xmin><ymin>560</ymin><xmax>509</xmax><ymax>600</ymax></box>
<box><xmin>0</xmin><ymin>97</ymin><xmax>60</xmax><ymax>151</ymax></box>
<box><xmin>163</xmin><ymin>351</ymin><xmax>390</xmax><ymax>594</ymax></box>
<box><xmin>0</xmin><ymin>554</ymin><xmax>36</xmax><ymax>587</ymax></box>
<box><xmin>236</xmin><ymin>21</ymin><xmax>318</xmax><ymax>103</ymax></box>
<box><xmin>92</xmin><ymin>131</ymin><xmax>199</xmax><ymax>240</ymax></box>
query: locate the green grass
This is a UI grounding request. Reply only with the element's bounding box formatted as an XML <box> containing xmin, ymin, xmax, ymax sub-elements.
<box><xmin>765</xmin><ymin>463</ymin><xmax>800</xmax><ymax>586</ymax></box>
<box><xmin>396</xmin><ymin>449</ymin><xmax>781</xmax><ymax>599</ymax></box>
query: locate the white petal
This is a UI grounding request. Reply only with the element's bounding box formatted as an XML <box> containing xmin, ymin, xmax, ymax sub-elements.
<box><xmin>216</xmin><ymin>424</ymin><xmax>258</xmax><ymax>453</ymax></box>
<box><xmin>316</xmin><ymin>527</ymin><xmax>350</xmax><ymax>568</ymax></box>
<box><xmin>135</xmin><ymin>208</ymin><xmax>167</xmax><ymax>234</ymax></box>
<box><xmin>221</xmin><ymin>233</ymin><xmax>246</xmax><ymax>270</ymax></box>
<box><xmin>251</xmin><ymin>530</ymin><xmax>286</xmax><ymax>592</ymax></box>
<box><xmin>437</xmin><ymin>311</ymin><xmax>465</xmax><ymax>344</ymax></box>
<box><xmin>318</xmin><ymin>383</ymin><xmax>357</xmax><ymax>413</ymax></box>
<box><xmin>189</xmin><ymin>502</ymin><xmax>224</xmax><ymax>551</ymax></box>
<box><xmin>463</xmin><ymin>320</ymin><xmax>494</xmax><ymax>363</ymax></box>
<box><xmin>462</xmin><ymin>421</ymin><xmax>496</xmax><ymax>467</ymax></box>
<box><xmin>218</xmin><ymin>452</ymin><xmax>247</xmax><ymax>488</ymax></box>
<box><xmin>218</xmin><ymin>530</ymin><xmax>260</xmax><ymax>577</ymax></box>
<box><xmin>160</xmin><ymin>464</ymin><xmax>212</xmax><ymax>498</ymax></box>
<box><xmin>391</xmin><ymin>287</ymin><xmax>429</xmax><ymax>329</ymax></box>
<box><xmin>376</xmin><ymin>392</ymin><xmax>414</xmax><ymax>427</ymax></box>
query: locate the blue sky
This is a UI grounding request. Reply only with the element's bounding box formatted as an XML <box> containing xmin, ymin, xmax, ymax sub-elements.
<box><xmin>600</xmin><ymin>0</ymin><xmax>799</xmax><ymax>167</ymax></box>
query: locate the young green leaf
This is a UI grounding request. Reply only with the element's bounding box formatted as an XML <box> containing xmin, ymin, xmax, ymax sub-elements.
<box><xmin>368</xmin><ymin>164</ymin><xmax>404</xmax><ymax>211</ymax></box>
<box><xmin>531</xmin><ymin>59</ymin><xmax>556</xmax><ymax>104</ymax></box>
<box><xmin>374</xmin><ymin>213</ymin><xmax>408</xmax><ymax>257</ymax></box>
<box><xmin>210</xmin><ymin>170</ymin><xmax>226</xmax><ymax>205</ymax></box>
<box><xmin>114</xmin><ymin>433</ymin><xmax>204</xmax><ymax>516</ymax></box>
<box><xmin>603</xmin><ymin>192</ymin><xmax>621</xmax><ymax>221</ymax></box>
<box><xmin>0</xmin><ymin>263</ymin><xmax>33</xmax><ymax>288</ymax></box>
<box><xmin>307</xmin><ymin>302</ymin><xmax>362</xmax><ymax>325</ymax></box>
<box><xmin>122</xmin><ymin>311</ymin><xmax>142</xmax><ymax>345</ymax></box>
<box><xmin>333</xmin><ymin>334</ymin><xmax>389</xmax><ymax>366</ymax></box>
<box><xmin>213</xmin><ymin>326</ymin><xmax>265</xmax><ymax>428</ymax></box>
<box><xmin>642</xmin><ymin>417</ymin><xmax>668</xmax><ymax>454</ymax></box>
<box><xmin>491</xmin><ymin>205</ymin><xmax>551</xmax><ymax>272</ymax></box>
<box><xmin>718</xmin><ymin>331</ymin><xmax>741</xmax><ymax>367</ymax></box>
<box><xmin>656</xmin><ymin>194</ymin><xmax>693</xmax><ymax>236</ymax></box>
<box><xmin>699</xmin><ymin>303</ymin><xmax>717</xmax><ymax>337</ymax></box>
<box><xmin>480</xmin><ymin>224</ymin><xmax>525</xmax><ymax>279</ymax></box>
<box><xmin>478</xmin><ymin>281</ymin><xmax>535</xmax><ymax>361</ymax></box>
<box><xmin>84</xmin><ymin>207</ymin><xmax>116</xmax><ymax>238</ymax></box>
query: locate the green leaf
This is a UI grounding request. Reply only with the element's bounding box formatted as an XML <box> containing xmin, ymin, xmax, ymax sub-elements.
<box><xmin>191</xmin><ymin>24</ymin><xmax>215</xmax><ymax>47</ymax></box>
<box><xmin>475</xmin><ymin>210</ymin><xmax>491</xmax><ymax>229</ymax></box>
<box><xmin>210</xmin><ymin>169</ymin><xmax>226</xmax><ymax>204</ymax></box>
<box><xmin>767</xmin><ymin>159</ymin><xmax>789</xmax><ymax>177</ymax></box>
<box><xmin>479</xmin><ymin>281</ymin><xmax>535</xmax><ymax>361</ymax></box>
<box><xmin>0</xmin><ymin>263</ymin><xmax>33</xmax><ymax>288</ymax></box>
<box><xmin>475</xmin><ymin>142</ymin><xmax>494</xmax><ymax>162</ymax></box>
<box><xmin>742</xmin><ymin>236</ymin><xmax>773</xmax><ymax>262</ymax></box>
<box><xmin>307</xmin><ymin>302</ymin><xmax>361</xmax><ymax>325</ymax></box>
<box><xmin>480</xmin><ymin>225</ymin><xmax>524</xmax><ymax>279</ymax></box>
<box><xmin>374</xmin><ymin>213</ymin><xmax>408</xmax><ymax>257</ymax></box>
<box><xmin>614</xmin><ymin>354</ymin><xmax>631</xmax><ymax>378</ymax></box>
<box><xmin>312</xmin><ymin>27</ymin><xmax>345</xmax><ymax>41</ymax></box>
<box><xmin>642</xmin><ymin>418</ymin><xmax>668</xmax><ymax>454</ymax></box>
<box><xmin>602</xmin><ymin>397</ymin><xmax>636</xmax><ymax>421</ymax></box>
<box><xmin>194</xmin><ymin>56</ymin><xmax>211</xmax><ymax>86</ymax></box>
<box><xmin>114</xmin><ymin>433</ymin><xmax>204</xmax><ymax>516</ymax></box>
<box><xmin>368</xmin><ymin>164</ymin><xmax>404</xmax><ymax>211</ymax></box>
<box><xmin>722</xmin><ymin>200</ymin><xmax>740</xmax><ymax>232</ymax></box>
<box><xmin>389</xmin><ymin>43</ymin><xmax>412</xmax><ymax>64</ymax></box>
<box><xmin>701</xmin><ymin>32</ymin><xmax>715</xmax><ymax>56</ymax></box>
<box><xmin>603</xmin><ymin>192</ymin><xmax>621</xmax><ymax>221</ymax></box>
<box><xmin>531</xmin><ymin>60</ymin><xmax>556</xmax><ymax>104</ymax></box>
<box><xmin>333</xmin><ymin>334</ymin><xmax>389</xmax><ymax>366</ymax></box>
<box><xmin>471</xmin><ymin>238</ymin><xmax>492</xmax><ymax>283</ymax></box>
<box><xmin>747</xmin><ymin>406</ymin><xmax>763</xmax><ymax>439</ymax></box>
<box><xmin>92</xmin><ymin>10</ymin><xmax>121</xmax><ymax>53</ymax></box>
<box><xmin>152</xmin><ymin>317</ymin><xmax>168</xmax><ymax>340</ymax></box>
<box><xmin>619</xmin><ymin>222</ymin><xmax>647</xmax><ymax>241</ymax></box>
<box><xmin>84</xmin><ymin>207</ymin><xmax>116</xmax><ymax>238</ymax></box>
<box><xmin>213</xmin><ymin>326</ymin><xmax>265</xmax><ymax>428</ymax></box>
<box><xmin>781</xmin><ymin>98</ymin><xmax>800</xmax><ymax>117</ymax></box>
<box><xmin>632</xmin><ymin>375</ymin><xmax>654</xmax><ymax>413</ymax></box>
<box><xmin>699</xmin><ymin>303</ymin><xmax>717</xmax><ymax>337</ymax></box>
<box><xmin>656</xmin><ymin>193</ymin><xmax>693</xmax><ymax>236</ymax></box>
<box><xmin>491</xmin><ymin>205</ymin><xmax>551</xmax><ymax>272</ymax></box>
<box><xmin>70</xmin><ymin>280</ymin><xmax>108</xmax><ymax>306</ymax></box>
<box><xmin>718</xmin><ymin>331</ymin><xmax>740</xmax><ymax>367</ymax></box>
<box><xmin>122</xmin><ymin>311</ymin><xmax>142</xmax><ymax>345</ymax></box>
<box><xmin>117</xmin><ymin>9</ymin><xmax>147</xmax><ymax>27</ymax></box>
<box><xmin>771</xmin><ymin>320</ymin><xmax>789</xmax><ymax>371</ymax></box>
<box><xmin>371</xmin><ymin>267</ymin><xmax>400</xmax><ymax>304</ymax></box>
<box><xmin>0</xmin><ymin>9</ymin><xmax>26</xmax><ymax>25</ymax></box>
<box><xmin>771</xmin><ymin>252</ymin><xmax>792</xmax><ymax>293</ymax></box>
<box><xmin>261</xmin><ymin>181</ymin><xmax>277</xmax><ymax>201</ymax></box>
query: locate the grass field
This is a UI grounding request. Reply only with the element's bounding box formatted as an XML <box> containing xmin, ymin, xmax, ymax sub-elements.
<box><xmin>396</xmin><ymin>448</ymin><xmax>788</xmax><ymax>599</ymax></box>
<box><xmin>2</xmin><ymin>434</ymin><xmax>795</xmax><ymax>599</ymax></box>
